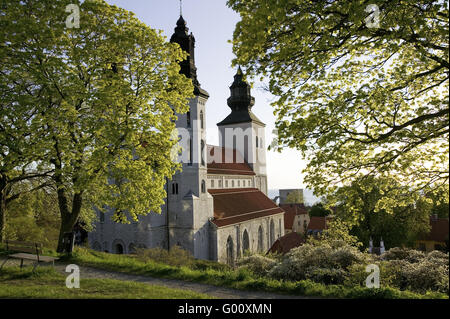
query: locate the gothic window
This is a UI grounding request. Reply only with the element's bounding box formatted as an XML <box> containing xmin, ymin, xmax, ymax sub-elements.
<box><xmin>242</xmin><ymin>230</ymin><xmax>250</xmax><ymax>255</ymax></box>
<box><xmin>188</xmin><ymin>138</ymin><xmax>193</xmax><ymax>166</ymax></box>
<box><xmin>201</xmin><ymin>180</ymin><xmax>206</xmax><ymax>193</ymax></box>
<box><xmin>172</xmin><ymin>183</ymin><xmax>178</xmax><ymax>195</ymax></box>
<box><xmin>200</xmin><ymin>110</ymin><xmax>204</xmax><ymax>129</ymax></box>
<box><xmin>187</xmin><ymin>111</ymin><xmax>191</xmax><ymax>127</ymax></box>
<box><xmin>226</xmin><ymin>236</ymin><xmax>234</xmax><ymax>266</ymax></box>
<box><xmin>257</xmin><ymin>226</ymin><xmax>264</xmax><ymax>253</ymax></box>
<box><xmin>279</xmin><ymin>219</ymin><xmax>282</xmax><ymax>238</ymax></box>
<box><xmin>270</xmin><ymin>219</ymin><xmax>275</xmax><ymax>246</ymax></box>
<box><xmin>201</xmin><ymin>140</ymin><xmax>205</xmax><ymax>166</ymax></box>
<box><xmin>100</xmin><ymin>212</ymin><xmax>105</xmax><ymax>223</ymax></box>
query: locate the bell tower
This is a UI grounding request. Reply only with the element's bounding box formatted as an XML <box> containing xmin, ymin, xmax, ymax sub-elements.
<box><xmin>167</xmin><ymin>15</ymin><xmax>213</xmax><ymax>260</ymax></box>
<box><xmin>217</xmin><ymin>68</ymin><xmax>267</xmax><ymax>194</ymax></box>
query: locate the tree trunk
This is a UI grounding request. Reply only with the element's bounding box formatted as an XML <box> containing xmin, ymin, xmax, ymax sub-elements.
<box><xmin>0</xmin><ymin>176</ymin><xmax>6</xmax><ymax>243</ymax></box>
<box><xmin>56</xmin><ymin>185</ymin><xmax>83</xmax><ymax>253</ymax></box>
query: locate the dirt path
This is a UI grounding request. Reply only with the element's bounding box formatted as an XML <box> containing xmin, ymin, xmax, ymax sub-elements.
<box><xmin>0</xmin><ymin>257</ymin><xmax>312</xmax><ymax>299</ymax></box>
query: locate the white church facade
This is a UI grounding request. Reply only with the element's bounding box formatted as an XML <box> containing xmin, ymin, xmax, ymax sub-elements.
<box><xmin>88</xmin><ymin>15</ymin><xmax>285</xmax><ymax>264</ymax></box>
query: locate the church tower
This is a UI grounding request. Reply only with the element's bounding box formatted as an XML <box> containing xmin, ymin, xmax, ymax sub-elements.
<box><xmin>167</xmin><ymin>15</ymin><xmax>214</xmax><ymax>260</ymax></box>
<box><xmin>217</xmin><ymin>68</ymin><xmax>268</xmax><ymax>194</ymax></box>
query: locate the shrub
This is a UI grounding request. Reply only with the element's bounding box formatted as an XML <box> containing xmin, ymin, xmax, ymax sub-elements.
<box><xmin>268</xmin><ymin>243</ymin><xmax>370</xmax><ymax>282</ymax></box>
<box><xmin>381</xmin><ymin>247</ymin><xmax>425</xmax><ymax>263</ymax></box>
<box><xmin>236</xmin><ymin>255</ymin><xmax>276</xmax><ymax>277</ymax></box>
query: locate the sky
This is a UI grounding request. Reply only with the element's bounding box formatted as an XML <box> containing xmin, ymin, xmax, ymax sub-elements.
<box><xmin>104</xmin><ymin>0</ymin><xmax>308</xmax><ymax>192</ymax></box>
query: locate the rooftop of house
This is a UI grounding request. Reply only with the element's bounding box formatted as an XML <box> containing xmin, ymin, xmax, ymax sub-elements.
<box><xmin>268</xmin><ymin>231</ymin><xmax>305</xmax><ymax>255</ymax></box>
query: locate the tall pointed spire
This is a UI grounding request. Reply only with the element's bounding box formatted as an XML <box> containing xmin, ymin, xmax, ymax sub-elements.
<box><xmin>170</xmin><ymin>13</ymin><xmax>209</xmax><ymax>98</ymax></box>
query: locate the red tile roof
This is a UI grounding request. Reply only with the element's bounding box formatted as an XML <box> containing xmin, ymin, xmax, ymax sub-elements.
<box><xmin>307</xmin><ymin>216</ymin><xmax>330</xmax><ymax>231</ymax></box>
<box><xmin>207</xmin><ymin>145</ymin><xmax>255</xmax><ymax>176</ymax></box>
<box><xmin>268</xmin><ymin>232</ymin><xmax>305</xmax><ymax>255</ymax></box>
<box><xmin>422</xmin><ymin>217</ymin><xmax>449</xmax><ymax>242</ymax></box>
<box><xmin>208</xmin><ymin>188</ymin><xmax>284</xmax><ymax>227</ymax></box>
<box><xmin>280</xmin><ymin>203</ymin><xmax>308</xmax><ymax>230</ymax></box>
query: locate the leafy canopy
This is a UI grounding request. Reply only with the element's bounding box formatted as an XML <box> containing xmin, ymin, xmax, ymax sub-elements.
<box><xmin>228</xmin><ymin>0</ymin><xmax>449</xmax><ymax>211</ymax></box>
<box><xmin>0</xmin><ymin>0</ymin><xmax>194</xmax><ymax>227</ymax></box>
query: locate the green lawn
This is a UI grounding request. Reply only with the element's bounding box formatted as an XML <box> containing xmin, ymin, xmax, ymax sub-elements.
<box><xmin>0</xmin><ymin>267</ymin><xmax>212</xmax><ymax>299</ymax></box>
<box><xmin>63</xmin><ymin>247</ymin><xmax>447</xmax><ymax>299</ymax></box>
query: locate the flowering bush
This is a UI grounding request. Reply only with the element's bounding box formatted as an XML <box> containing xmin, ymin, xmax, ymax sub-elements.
<box><xmin>236</xmin><ymin>255</ymin><xmax>277</xmax><ymax>277</ymax></box>
<box><xmin>267</xmin><ymin>243</ymin><xmax>370</xmax><ymax>282</ymax></box>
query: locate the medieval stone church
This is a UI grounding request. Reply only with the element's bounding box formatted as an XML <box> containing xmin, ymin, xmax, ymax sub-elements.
<box><xmin>88</xmin><ymin>15</ymin><xmax>285</xmax><ymax>264</ymax></box>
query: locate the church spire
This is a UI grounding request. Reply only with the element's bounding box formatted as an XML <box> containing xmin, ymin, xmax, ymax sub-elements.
<box><xmin>170</xmin><ymin>14</ymin><xmax>209</xmax><ymax>98</ymax></box>
<box><xmin>217</xmin><ymin>67</ymin><xmax>264</xmax><ymax>126</ymax></box>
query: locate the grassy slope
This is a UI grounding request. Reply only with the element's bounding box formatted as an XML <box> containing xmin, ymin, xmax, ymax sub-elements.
<box><xmin>65</xmin><ymin>248</ymin><xmax>448</xmax><ymax>299</ymax></box>
<box><xmin>0</xmin><ymin>267</ymin><xmax>212</xmax><ymax>299</ymax></box>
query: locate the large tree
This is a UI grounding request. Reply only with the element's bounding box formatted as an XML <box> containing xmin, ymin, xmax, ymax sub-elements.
<box><xmin>1</xmin><ymin>0</ymin><xmax>193</xmax><ymax>251</ymax></box>
<box><xmin>332</xmin><ymin>176</ymin><xmax>431</xmax><ymax>249</ymax></box>
<box><xmin>228</xmin><ymin>0</ymin><xmax>449</xmax><ymax>211</ymax></box>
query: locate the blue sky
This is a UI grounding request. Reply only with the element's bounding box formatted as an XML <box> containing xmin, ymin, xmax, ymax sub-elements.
<box><xmin>104</xmin><ymin>0</ymin><xmax>308</xmax><ymax>191</ymax></box>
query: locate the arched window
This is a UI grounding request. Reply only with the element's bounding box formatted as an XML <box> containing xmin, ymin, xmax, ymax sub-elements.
<box><xmin>187</xmin><ymin>111</ymin><xmax>191</xmax><ymax>127</ymax></box>
<box><xmin>201</xmin><ymin>180</ymin><xmax>206</xmax><ymax>193</ymax></box>
<box><xmin>231</xmin><ymin>180</ymin><xmax>235</xmax><ymax>188</ymax></box>
<box><xmin>270</xmin><ymin>219</ymin><xmax>275</xmax><ymax>245</ymax></box>
<box><xmin>238</xmin><ymin>180</ymin><xmax>240</xmax><ymax>187</ymax></box>
<box><xmin>257</xmin><ymin>226</ymin><xmax>264</xmax><ymax>253</ymax></box>
<box><xmin>256</xmin><ymin>136</ymin><xmax>259</xmax><ymax>148</ymax></box>
<box><xmin>211</xmin><ymin>180</ymin><xmax>215</xmax><ymax>188</ymax></box>
<box><xmin>226</xmin><ymin>236</ymin><xmax>234</xmax><ymax>266</ymax></box>
<box><xmin>242</xmin><ymin>230</ymin><xmax>250</xmax><ymax>255</ymax></box>
<box><xmin>188</xmin><ymin>138</ymin><xmax>193</xmax><ymax>166</ymax></box>
<box><xmin>225</xmin><ymin>180</ymin><xmax>229</xmax><ymax>187</ymax></box>
<box><xmin>218</xmin><ymin>180</ymin><xmax>223</xmax><ymax>188</ymax></box>
<box><xmin>99</xmin><ymin>212</ymin><xmax>105</xmax><ymax>223</ymax></box>
<box><xmin>201</xmin><ymin>140</ymin><xmax>205</xmax><ymax>166</ymax></box>
<box><xmin>115</xmin><ymin>243</ymin><xmax>123</xmax><ymax>254</ymax></box>
<box><xmin>200</xmin><ymin>111</ymin><xmax>204</xmax><ymax>129</ymax></box>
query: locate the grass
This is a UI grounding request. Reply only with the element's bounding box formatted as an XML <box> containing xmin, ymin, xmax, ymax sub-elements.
<box><xmin>0</xmin><ymin>266</ymin><xmax>212</xmax><ymax>299</ymax></box>
<box><xmin>63</xmin><ymin>247</ymin><xmax>448</xmax><ymax>299</ymax></box>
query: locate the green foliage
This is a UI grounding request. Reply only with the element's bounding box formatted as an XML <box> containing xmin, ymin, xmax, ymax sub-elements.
<box><xmin>4</xmin><ymin>182</ymin><xmax>60</xmax><ymax>248</ymax></box>
<box><xmin>331</xmin><ymin>176</ymin><xmax>433</xmax><ymax>248</ymax></box>
<box><xmin>308</xmin><ymin>203</ymin><xmax>331</xmax><ymax>217</ymax></box>
<box><xmin>228</xmin><ymin>0</ymin><xmax>449</xmax><ymax>211</ymax></box>
<box><xmin>236</xmin><ymin>254</ymin><xmax>277</xmax><ymax>277</ymax></box>
<box><xmin>311</xmin><ymin>218</ymin><xmax>363</xmax><ymax>248</ymax></box>
<box><xmin>68</xmin><ymin>247</ymin><xmax>447</xmax><ymax>298</ymax></box>
<box><xmin>1</xmin><ymin>0</ymin><xmax>194</xmax><ymax>248</ymax></box>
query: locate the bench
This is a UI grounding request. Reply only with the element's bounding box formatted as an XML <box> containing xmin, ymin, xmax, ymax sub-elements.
<box><xmin>0</xmin><ymin>240</ymin><xmax>59</xmax><ymax>271</ymax></box>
